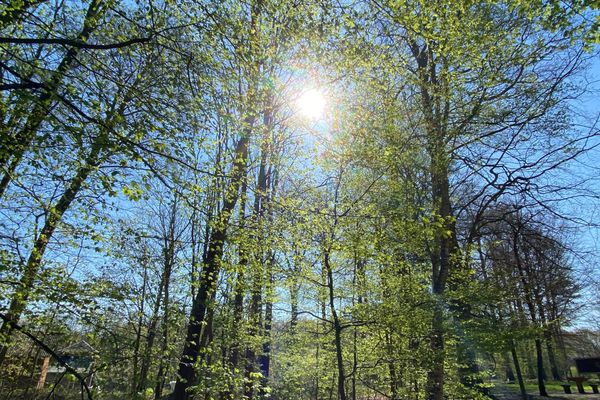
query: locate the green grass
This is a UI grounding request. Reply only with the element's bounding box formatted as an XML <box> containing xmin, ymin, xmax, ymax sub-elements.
<box><xmin>504</xmin><ymin>380</ymin><xmax>599</xmax><ymax>394</ymax></box>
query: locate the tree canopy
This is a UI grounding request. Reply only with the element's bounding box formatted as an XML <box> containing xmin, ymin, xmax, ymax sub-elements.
<box><xmin>0</xmin><ymin>1</ymin><xmax>599</xmax><ymax>400</ymax></box>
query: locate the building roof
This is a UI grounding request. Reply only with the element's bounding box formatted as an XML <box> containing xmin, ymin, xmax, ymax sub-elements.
<box><xmin>59</xmin><ymin>340</ymin><xmax>96</xmax><ymax>355</ymax></box>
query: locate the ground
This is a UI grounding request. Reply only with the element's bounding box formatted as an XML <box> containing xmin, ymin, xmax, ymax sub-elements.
<box><xmin>491</xmin><ymin>382</ymin><xmax>600</xmax><ymax>400</ymax></box>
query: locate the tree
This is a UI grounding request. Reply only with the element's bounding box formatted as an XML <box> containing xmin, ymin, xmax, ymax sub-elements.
<box><xmin>0</xmin><ymin>1</ymin><xmax>598</xmax><ymax>400</ymax></box>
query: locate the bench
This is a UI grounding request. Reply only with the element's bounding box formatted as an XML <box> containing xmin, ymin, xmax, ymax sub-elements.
<box><xmin>568</xmin><ymin>376</ymin><xmax>587</xmax><ymax>393</ymax></box>
<box><xmin>561</xmin><ymin>384</ymin><xmax>572</xmax><ymax>394</ymax></box>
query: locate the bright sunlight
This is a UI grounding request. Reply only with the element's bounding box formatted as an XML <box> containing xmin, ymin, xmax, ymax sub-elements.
<box><xmin>297</xmin><ymin>88</ymin><xmax>326</xmax><ymax>119</ymax></box>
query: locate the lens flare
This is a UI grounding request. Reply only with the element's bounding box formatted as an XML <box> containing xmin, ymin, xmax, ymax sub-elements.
<box><xmin>297</xmin><ymin>89</ymin><xmax>326</xmax><ymax>119</ymax></box>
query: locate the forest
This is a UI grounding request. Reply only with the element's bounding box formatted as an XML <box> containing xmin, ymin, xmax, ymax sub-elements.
<box><xmin>1</xmin><ymin>0</ymin><xmax>600</xmax><ymax>399</ymax></box>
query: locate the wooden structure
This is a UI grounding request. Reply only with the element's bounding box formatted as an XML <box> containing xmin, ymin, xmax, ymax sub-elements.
<box><xmin>37</xmin><ymin>339</ymin><xmax>97</xmax><ymax>392</ymax></box>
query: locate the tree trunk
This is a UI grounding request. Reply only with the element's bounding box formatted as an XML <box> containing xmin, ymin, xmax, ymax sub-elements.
<box><xmin>513</xmin><ymin>225</ymin><xmax>547</xmax><ymax>395</ymax></box>
<box><xmin>140</xmin><ymin>201</ymin><xmax>176</xmax><ymax>395</ymax></box>
<box><xmin>504</xmin><ymin>352</ymin><xmax>515</xmax><ymax>382</ymax></box>
<box><xmin>290</xmin><ymin>280</ymin><xmax>299</xmax><ymax>331</ymax></box>
<box><xmin>244</xmin><ymin>267</ymin><xmax>263</xmax><ymax>400</ymax></box>
<box><xmin>324</xmin><ymin>250</ymin><xmax>347</xmax><ymax>400</ymax></box>
<box><xmin>260</xmin><ymin>268</ymin><xmax>273</xmax><ymax>382</ymax></box>
<box><xmin>386</xmin><ymin>330</ymin><xmax>399</xmax><ymax>400</ymax></box>
<box><xmin>510</xmin><ymin>340</ymin><xmax>528</xmax><ymax>400</ymax></box>
<box><xmin>535</xmin><ymin>338</ymin><xmax>548</xmax><ymax>396</ymax></box>
<box><xmin>155</xmin><ymin>200</ymin><xmax>176</xmax><ymax>399</ymax></box>
<box><xmin>545</xmin><ymin>330</ymin><xmax>561</xmax><ymax>381</ymax></box>
<box><xmin>172</xmin><ymin>128</ymin><xmax>251</xmax><ymax>400</ymax></box>
<box><xmin>132</xmin><ymin>253</ymin><xmax>149</xmax><ymax>395</ymax></box>
<box><xmin>229</xmin><ymin>175</ymin><xmax>248</xmax><ymax>373</ymax></box>
<box><xmin>245</xmin><ymin>92</ymin><xmax>274</xmax><ymax>399</ymax></box>
<box><xmin>138</xmin><ymin>275</ymin><xmax>164</xmax><ymax>393</ymax></box>
<box><xmin>410</xmin><ymin>41</ymin><xmax>455</xmax><ymax>400</ymax></box>
<box><xmin>0</xmin><ymin>134</ymin><xmax>105</xmax><ymax>365</ymax></box>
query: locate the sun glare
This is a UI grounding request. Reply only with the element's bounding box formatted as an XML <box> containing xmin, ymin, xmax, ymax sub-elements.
<box><xmin>297</xmin><ymin>88</ymin><xmax>326</xmax><ymax>119</ymax></box>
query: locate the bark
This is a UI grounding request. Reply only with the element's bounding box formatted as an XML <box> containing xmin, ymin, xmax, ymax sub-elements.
<box><xmin>172</xmin><ymin>129</ymin><xmax>251</xmax><ymax>400</ymax></box>
<box><xmin>260</xmin><ymin>268</ymin><xmax>273</xmax><ymax>379</ymax></box>
<box><xmin>139</xmin><ymin>203</ymin><xmax>176</xmax><ymax>394</ymax></box>
<box><xmin>155</xmin><ymin>200</ymin><xmax>176</xmax><ymax>399</ymax></box>
<box><xmin>138</xmin><ymin>284</ymin><xmax>163</xmax><ymax>394</ymax></box>
<box><xmin>259</xmin><ymin>112</ymin><xmax>278</xmax><ymax>391</ymax></box>
<box><xmin>536</xmin><ymin>299</ymin><xmax>560</xmax><ymax>380</ymax></box>
<box><xmin>245</xmin><ymin>85</ymin><xmax>274</xmax><ymax>399</ymax></box>
<box><xmin>531</xmin><ymin>257</ymin><xmax>561</xmax><ymax>381</ymax></box>
<box><xmin>513</xmin><ymin>225</ymin><xmax>547</xmax><ymax>396</ymax></box>
<box><xmin>244</xmin><ymin>268</ymin><xmax>263</xmax><ymax>399</ymax></box>
<box><xmin>230</xmin><ymin>175</ymin><xmax>248</xmax><ymax>372</ymax></box>
<box><xmin>409</xmin><ymin>40</ymin><xmax>455</xmax><ymax>400</ymax></box>
<box><xmin>324</xmin><ymin>250</ymin><xmax>347</xmax><ymax>400</ymax></box>
<box><xmin>132</xmin><ymin>253</ymin><xmax>149</xmax><ymax>394</ymax></box>
<box><xmin>386</xmin><ymin>331</ymin><xmax>399</xmax><ymax>400</ymax></box>
<box><xmin>504</xmin><ymin>352</ymin><xmax>515</xmax><ymax>382</ymax></box>
<box><xmin>173</xmin><ymin>2</ymin><xmax>261</xmax><ymax>390</ymax></box>
<box><xmin>425</xmin><ymin>160</ymin><xmax>454</xmax><ymax>400</ymax></box>
<box><xmin>290</xmin><ymin>280</ymin><xmax>299</xmax><ymax>331</ymax></box>
<box><xmin>510</xmin><ymin>340</ymin><xmax>528</xmax><ymax>400</ymax></box>
<box><xmin>535</xmin><ymin>338</ymin><xmax>548</xmax><ymax>396</ymax></box>
<box><xmin>544</xmin><ymin>329</ymin><xmax>561</xmax><ymax>380</ymax></box>
<box><xmin>514</xmin><ymin>299</ymin><xmax>536</xmax><ymax>379</ymax></box>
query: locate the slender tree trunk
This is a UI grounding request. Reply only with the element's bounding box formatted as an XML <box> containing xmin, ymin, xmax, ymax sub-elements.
<box><xmin>140</xmin><ymin>206</ymin><xmax>176</xmax><ymax>394</ymax></box>
<box><xmin>290</xmin><ymin>280</ymin><xmax>299</xmax><ymax>331</ymax></box>
<box><xmin>510</xmin><ymin>340</ymin><xmax>528</xmax><ymax>400</ymax></box>
<box><xmin>351</xmin><ymin>327</ymin><xmax>357</xmax><ymax>400</ymax></box>
<box><xmin>315</xmin><ymin>328</ymin><xmax>320</xmax><ymax>400</ymax></box>
<box><xmin>324</xmin><ymin>250</ymin><xmax>347</xmax><ymax>400</ymax></box>
<box><xmin>258</xmin><ymin>90</ymin><xmax>277</xmax><ymax>393</ymax></box>
<box><xmin>538</xmin><ymin>302</ymin><xmax>560</xmax><ymax>381</ymax></box>
<box><xmin>244</xmin><ymin>268</ymin><xmax>263</xmax><ymax>400</ymax></box>
<box><xmin>132</xmin><ymin>254</ymin><xmax>149</xmax><ymax>395</ymax></box>
<box><xmin>155</xmin><ymin>200</ymin><xmax>176</xmax><ymax>399</ymax></box>
<box><xmin>504</xmin><ymin>352</ymin><xmax>515</xmax><ymax>382</ymax></box>
<box><xmin>245</xmin><ymin>94</ymin><xmax>274</xmax><ymax>399</ymax></box>
<box><xmin>410</xmin><ymin>42</ymin><xmax>455</xmax><ymax>400</ymax></box>
<box><xmin>533</xmin><ymin>277</ymin><xmax>560</xmax><ymax>381</ymax></box>
<box><xmin>514</xmin><ymin>299</ymin><xmax>536</xmax><ymax>379</ymax></box>
<box><xmin>544</xmin><ymin>329</ymin><xmax>560</xmax><ymax>380</ymax></box>
<box><xmin>172</xmin><ymin>128</ymin><xmax>251</xmax><ymax>400</ymax></box>
<box><xmin>230</xmin><ymin>175</ymin><xmax>248</xmax><ymax>372</ymax></box>
<box><xmin>426</xmin><ymin>162</ymin><xmax>454</xmax><ymax>400</ymax></box>
<box><xmin>260</xmin><ymin>268</ymin><xmax>273</xmax><ymax>382</ymax></box>
<box><xmin>386</xmin><ymin>330</ymin><xmax>399</xmax><ymax>400</ymax></box>
<box><xmin>535</xmin><ymin>338</ymin><xmax>548</xmax><ymax>396</ymax></box>
<box><xmin>154</xmin><ymin>290</ymin><xmax>170</xmax><ymax>400</ymax></box>
<box><xmin>0</xmin><ymin>133</ymin><xmax>105</xmax><ymax>365</ymax></box>
<box><xmin>513</xmin><ymin>226</ymin><xmax>547</xmax><ymax>396</ymax></box>
<box><xmin>138</xmin><ymin>277</ymin><xmax>164</xmax><ymax>393</ymax></box>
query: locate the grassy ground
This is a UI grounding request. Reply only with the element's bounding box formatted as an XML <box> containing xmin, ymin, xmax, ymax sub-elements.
<box><xmin>522</xmin><ymin>381</ymin><xmax>596</xmax><ymax>392</ymax></box>
<box><xmin>499</xmin><ymin>380</ymin><xmax>600</xmax><ymax>399</ymax></box>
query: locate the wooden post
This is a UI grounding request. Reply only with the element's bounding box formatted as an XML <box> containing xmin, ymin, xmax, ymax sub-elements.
<box><xmin>36</xmin><ymin>356</ymin><xmax>50</xmax><ymax>390</ymax></box>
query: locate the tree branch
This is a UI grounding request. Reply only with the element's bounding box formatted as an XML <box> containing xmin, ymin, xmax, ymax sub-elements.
<box><xmin>0</xmin><ymin>82</ymin><xmax>44</xmax><ymax>91</ymax></box>
<box><xmin>0</xmin><ymin>36</ymin><xmax>151</xmax><ymax>49</ymax></box>
<box><xmin>0</xmin><ymin>313</ymin><xmax>93</xmax><ymax>399</ymax></box>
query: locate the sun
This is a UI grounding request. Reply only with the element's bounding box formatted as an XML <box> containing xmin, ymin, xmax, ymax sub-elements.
<box><xmin>297</xmin><ymin>88</ymin><xmax>326</xmax><ymax>119</ymax></box>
